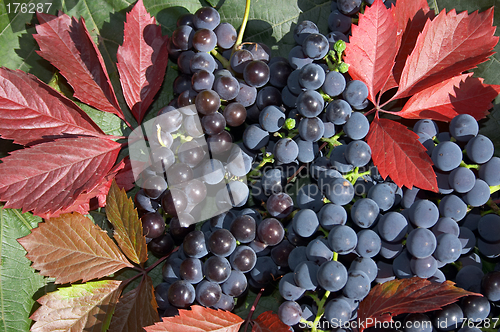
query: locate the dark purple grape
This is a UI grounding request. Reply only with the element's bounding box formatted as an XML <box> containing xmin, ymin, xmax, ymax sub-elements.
<box><xmin>230</xmin><ymin>245</ymin><xmax>257</xmax><ymax>272</ymax></box>
<box><xmin>180</xmin><ymin>257</ymin><xmax>203</xmax><ymax>284</ymax></box>
<box><xmin>177</xmin><ymin>13</ymin><xmax>195</xmax><ymax>27</ymax></box>
<box><xmin>191</xmin><ymin>69</ymin><xmax>215</xmax><ymax>92</ymax></box>
<box><xmin>214</xmin><ymin>75</ymin><xmax>240</xmax><ymax>101</ymax></box>
<box><xmin>141</xmin><ymin>212</ymin><xmax>165</xmax><ymax>239</ymax></box>
<box><xmin>302</xmin><ymin>33</ymin><xmax>329</xmax><ymax>60</ymax></box>
<box><xmin>269</xmin><ymin>60</ymin><xmax>293</xmax><ymax>88</ymax></box>
<box><xmin>193</xmin><ymin>7</ymin><xmax>220</xmax><ymax>30</ymax></box>
<box><xmin>223</xmin><ymin>102</ymin><xmax>247</xmax><ymax>127</ymax></box>
<box><xmin>161</xmin><ymin>188</ymin><xmax>188</xmax><ymax>216</ymax></box>
<box><xmin>257</xmin><ymin>218</ymin><xmax>285</xmax><ymax>246</ymax></box>
<box><xmin>177</xmin><ymin>89</ymin><xmax>197</xmax><ymax>107</ymax></box>
<box><xmin>195</xmin><ymin>89</ymin><xmax>220</xmax><ymax>115</ymax></box>
<box><xmin>190</xmin><ymin>52</ymin><xmax>216</xmax><ymax>73</ymax></box>
<box><xmin>204</xmin><ymin>256</ymin><xmax>232</xmax><ymax>283</ymax></box>
<box><xmin>172</xmin><ymin>25</ymin><xmax>194</xmax><ymax>50</ymax></box>
<box><xmin>168</xmin><ymin>280</ymin><xmax>195</xmax><ymax>308</ymax></box>
<box><xmin>173</xmin><ymin>74</ymin><xmax>192</xmax><ymax>94</ymax></box>
<box><xmin>294</xmin><ymin>20</ymin><xmax>319</xmax><ymax>45</ymax></box>
<box><xmin>202</xmin><ymin>112</ymin><xmax>226</xmax><ymax>135</ymax></box>
<box><xmin>214</xmin><ymin>23</ymin><xmax>237</xmax><ymax>49</ymax></box>
<box><xmin>256</xmin><ymin>86</ymin><xmax>282</xmax><ymax>110</ymax></box>
<box><xmin>207</xmin><ymin>130</ymin><xmax>233</xmax><ymax>154</ymax></box>
<box><xmin>230</xmin><ymin>215</ymin><xmax>256</xmax><ymax>243</ymax></box>
<box><xmin>230</xmin><ymin>49</ymin><xmax>254</xmax><ymax>74</ymax></box>
<box><xmin>143</xmin><ymin>175</ymin><xmax>167</xmax><ymax>199</ymax></box>
<box><xmin>166</xmin><ymin>163</ymin><xmax>193</xmax><ymax>186</ymax></box>
<box><xmin>244</xmin><ymin>43</ymin><xmax>271</xmax><ymax>62</ymax></box>
<box><xmin>192</xmin><ymin>29</ymin><xmax>217</xmax><ymax>52</ymax></box>
<box><xmin>149</xmin><ymin>233</ymin><xmax>175</xmax><ymax>257</ymax></box>
<box><xmin>195</xmin><ymin>280</ymin><xmax>222</xmax><ymax>307</ymax></box>
<box><xmin>235</xmin><ymin>80</ymin><xmax>257</xmax><ymax>107</ymax></box>
<box><xmin>266</xmin><ymin>193</ymin><xmax>294</xmax><ymax>218</ymax></box>
<box><xmin>243</xmin><ymin>60</ymin><xmax>270</xmax><ymax>88</ymax></box>
<box><xmin>177</xmin><ymin>141</ymin><xmax>205</xmax><ymax>168</ymax></box>
<box><xmin>184</xmin><ymin>179</ymin><xmax>207</xmax><ymax>205</ymax></box>
<box><xmin>177</xmin><ymin>50</ymin><xmax>195</xmax><ymax>75</ymax></box>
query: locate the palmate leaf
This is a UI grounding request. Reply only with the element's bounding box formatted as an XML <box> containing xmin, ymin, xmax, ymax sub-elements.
<box><xmin>393</xmin><ymin>74</ymin><xmax>500</xmax><ymax>121</ymax></box>
<box><xmin>0</xmin><ymin>207</ymin><xmax>46</xmax><ymax>332</ymax></box>
<box><xmin>34</xmin><ymin>12</ymin><xmax>125</xmax><ymax>122</ymax></box>
<box><xmin>106</xmin><ymin>180</ymin><xmax>147</xmax><ymax>265</ymax></box>
<box><xmin>109</xmin><ymin>275</ymin><xmax>160</xmax><ymax>331</ymax></box>
<box><xmin>30</xmin><ymin>280</ymin><xmax>122</xmax><ymax>332</ymax></box>
<box><xmin>0</xmin><ymin>68</ymin><xmax>106</xmax><ymax>145</ymax></box>
<box><xmin>357</xmin><ymin>277</ymin><xmax>479</xmax><ymax>332</ymax></box>
<box><xmin>344</xmin><ymin>0</ymin><xmax>398</xmax><ymax>103</ymax></box>
<box><xmin>143</xmin><ymin>305</ymin><xmax>244</xmax><ymax>332</ymax></box>
<box><xmin>17</xmin><ymin>213</ymin><xmax>133</xmax><ymax>284</ymax></box>
<box><xmin>0</xmin><ymin>136</ymin><xmax>121</xmax><ymax>216</ymax></box>
<box><xmin>117</xmin><ymin>0</ymin><xmax>168</xmax><ymax>124</ymax></box>
<box><xmin>393</xmin><ymin>7</ymin><xmax>498</xmax><ymax>99</ymax></box>
<box><xmin>366</xmin><ymin>117</ymin><xmax>438</xmax><ymax>191</ymax></box>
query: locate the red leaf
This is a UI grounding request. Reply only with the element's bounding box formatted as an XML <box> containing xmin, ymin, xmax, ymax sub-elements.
<box><xmin>394</xmin><ymin>8</ymin><xmax>498</xmax><ymax>99</ymax></box>
<box><xmin>394</xmin><ymin>74</ymin><xmax>500</xmax><ymax>121</ymax></box>
<box><xmin>357</xmin><ymin>277</ymin><xmax>480</xmax><ymax>332</ymax></box>
<box><xmin>117</xmin><ymin>0</ymin><xmax>168</xmax><ymax>124</ymax></box>
<box><xmin>344</xmin><ymin>0</ymin><xmax>398</xmax><ymax>103</ymax></box>
<box><xmin>384</xmin><ymin>0</ymin><xmax>434</xmax><ymax>92</ymax></box>
<box><xmin>366</xmin><ymin>117</ymin><xmax>437</xmax><ymax>191</ymax></box>
<box><xmin>252</xmin><ymin>311</ymin><xmax>291</xmax><ymax>332</ymax></box>
<box><xmin>114</xmin><ymin>156</ymin><xmax>135</xmax><ymax>191</ymax></box>
<box><xmin>0</xmin><ymin>68</ymin><xmax>105</xmax><ymax>145</ymax></box>
<box><xmin>0</xmin><ymin>136</ymin><xmax>121</xmax><ymax>216</ymax></box>
<box><xmin>143</xmin><ymin>305</ymin><xmax>244</xmax><ymax>332</ymax></box>
<box><xmin>34</xmin><ymin>12</ymin><xmax>125</xmax><ymax>121</ymax></box>
<box><xmin>42</xmin><ymin>158</ymin><xmax>127</xmax><ymax>218</ymax></box>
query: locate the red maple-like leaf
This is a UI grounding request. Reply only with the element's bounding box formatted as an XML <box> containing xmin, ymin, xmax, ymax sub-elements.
<box><xmin>366</xmin><ymin>117</ymin><xmax>437</xmax><ymax>191</ymax></box>
<box><xmin>357</xmin><ymin>277</ymin><xmax>480</xmax><ymax>332</ymax></box>
<box><xmin>383</xmin><ymin>0</ymin><xmax>434</xmax><ymax>92</ymax></box>
<box><xmin>114</xmin><ymin>156</ymin><xmax>136</xmax><ymax>191</ymax></box>
<box><xmin>0</xmin><ymin>136</ymin><xmax>121</xmax><ymax>216</ymax></box>
<box><xmin>0</xmin><ymin>68</ymin><xmax>105</xmax><ymax>145</ymax></box>
<box><xmin>392</xmin><ymin>74</ymin><xmax>500</xmax><ymax>121</ymax></box>
<box><xmin>393</xmin><ymin>8</ymin><xmax>498</xmax><ymax>99</ymax></box>
<box><xmin>34</xmin><ymin>12</ymin><xmax>125</xmax><ymax>122</ymax></box>
<box><xmin>117</xmin><ymin>0</ymin><xmax>168</xmax><ymax>124</ymax></box>
<box><xmin>143</xmin><ymin>305</ymin><xmax>244</xmax><ymax>332</ymax></box>
<box><xmin>252</xmin><ymin>311</ymin><xmax>291</xmax><ymax>332</ymax></box>
<box><xmin>344</xmin><ymin>0</ymin><xmax>398</xmax><ymax>103</ymax></box>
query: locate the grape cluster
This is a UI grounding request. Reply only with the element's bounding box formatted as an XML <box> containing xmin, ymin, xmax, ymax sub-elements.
<box><xmin>128</xmin><ymin>0</ymin><xmax>500</xmax><ymax>329</ymax></box>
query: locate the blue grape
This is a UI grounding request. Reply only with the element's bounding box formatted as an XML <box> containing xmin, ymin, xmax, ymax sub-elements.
<box><xmin>296</xmin><ymin>138</ymin><xmax>317</xmax><ymax>163</ymax></box>
<box><xmin>288</xmin><ymin>246</ymin><xmax>307</xmax><ymax>271</ymax></box>
<box><xmin>193</xmin><ymin>7</ymin><xmax>220</xmax><ymax>30</ymax></box>
<box><xmin>418</xmin><ymin>132</ymin><xmax>435</xmax><ymax>155</ymax></box>
<box><xmin>282</xmin><ymin>86</ymin><xmax>298</xmax><ymax>108</ymax></box>
<box><xmin>343</xmin><ymin>80</ymin><xmax>368</xmax><ymax>107</ymax></box>
<box><xmin>439</xmin><ymin>194</ymin><xmax>467</xmax><ymax>221</ymax></box>
<box><xmin>324</xmin><ymin>298</ymin><xmax>352</xmax><ymax>328</ymax></box>
<box><xmin>221</xmin><ymin>270</ymin><xmax>247</xmax><ymax>297</ymax></box>
<box><xmin>343</xmin><ymin>269</ymin><xmax>371</xmax><ymax>300</ymax></box>
<box><xmin>458</xmin><ymin>227</ymin><xmax>476</xmax><ymax>254</ymax></box>
<box><xmin>168</xmin><ymin>280</ymin><xmax>196</xmax><ymax>308</ymax></box>
<box><xmin>410</xmin><ymin>256</ymin><xmax>437</xmax><ymax>278</ymax></box>
<box><xmin>327</xmin><ymin>31</ymin><xmax>349</xmax><ymax>46</ymax></box>
<box><xmin>349</xmin><ymin>257</ymin><xmax>378</xmax><ymax>282</ymax></box>
<box><xmin>330</xmin><ymin>145</ymin><xmax>354</xmax><ymax>173</ymax></box>
<box><xmin>393</xmin><ymin>249</ymin><xmax>413</xmax><ymax>279</ymax></box>
<box><xmin>274</xmin><ymin>138</ymin><xmax>299</xmax><ymax>164</ymax></box>
<box><xmin>293</xmin><ymin>20</ymin><xmax>319</xmax><ymax>45</ymax></box>
<box><xmin>250</xmin><ymin>256</ymin><xmax>278</xmax><ymax>285</ymax></box>
<box><xmin>434</xmin><ymin>233</ymin><xmax>462</xmax><ymax>264</ymax></box>
<box><xmin>324</xmin><ymin>177</ymin><xmax>355</xmax><ymax>205</ymax></box>
<box><xmin>482</xmin><ymin>271</ymin><xmax>500</xmax><ymax>301</ymax></box>
<box><xmin>463</xmin><ymin>179</ymin><xmax>490</xmax><ymax>207</ymax></box>
<box><xmin>292</xmin><ymin>209</ymin><xmax>319</xmax><ymax>238</ymax></box>
<box><xmin>269</xmin><ymin>60</ymin><xmax>293</xmax><ymax>88</ymax></box>
<box><xmin>478</xmin><ymin>238</ymin><xmax>500</xmax><ymax>258</ymax></box>
<box><xmin>406</xmin><ymin>228</ymin><xmax>436</xmax><ymax>259</ymax></box>
<box><xmin>299</xmin><ymin>117</ymin><xmax>325</xmax><ymax>142</ymax></box>
<box><xmin>259</xmin><ymin>105</ymin><xmax>285</xmax><ymax>132</ymax></box>
<box><xmin>328</xmin><ymin>225</ymin><xmax>357</xmax><ymax>255</ymax></box>
<box><xmin>350</xmin><ymin>198</ymin><xmax>379</xmax><ymax>228</ymax></box>
<box><xmin>404</xmin><ymin>314</ymin><xmax>432</xmax><ymax>332</ymax></box>
<box><xmin>409</xmin><ymin>199</ymin><xmax>439</xmax><ymax>228</ymax></box>
<box><xmin>294</xmin><ymin>261</ymin><xmax>319</xmax><ymax>290</ymax></box>
<box><xmin>478</xmin><ymin>214</ymin><xmax>500</xmax><ymax>243</ymax></box>
<box><xmin>190</xmin><ymin>52</ymin><xmax>216</xmax><ymax>72</ymax></box>
<box><xmin>356</xmin><ymin>229</ymin><xmax>381</xmax><ymax>258</ymax></box>
<box><xmin>345</xmin><ymin>140</ymin><xmax>372</xmax><ymax>167</ymax></box>
<box><xmin>376</xmin><ymin>261</ymin><xmax>396</xmax><ymax>283</ymax></box>
<box><xmin>288</xmin><ymin>45</ymin><xmax>314</xmax><ymax>69</ymax></box>
<box><xmin>448</xmin><ymin>167</ymin><xmax>475</xmax><ymax>193</ymax></box>
<box><xmin>278</xmin><ymin>301</ymin><xmax>302</xmax><ymax>326</ymax></box>
<box><xmin>306</xmin><ymin>237</ymin><xmax>333</xmax><ymax>264</ymax></box>
<box><xmin>367</xmin><ymin>183</ymin><xmax>395</xmax><ymax>211</ymax></box>
<box><xmin>192</xmin><ymin>29</ymin><xmax>217</xmax><ymax>52</ymax></box>
<box><xmin>343</xmin><ymin>112</ymin><xmax>369</xmax><ymax>139</ymax></box>
<box><xmin>243</xmin><ymin>124</ymin><xmax>269</xmax><ymax>150</ymax></box>
<box><xmin>279</xmin><ymin>273</ymin><xmax>306</xmax><ymax>301</ymax></box>
<box><xmin>466</xmin><ymin>134</ymin><xmax>494</xmax><ymax>164</ymax></box>
<box><xmin>318</xmin><ymin>203</ymin><xmax>347</xmax><ymax>230</ymax></box>
<box><xmin>461</xmin><ymin>296</ymin><xmax>490</xmax><ymax>322</ymax></box>
<box><xmin>338</xmin><ymin>0</ymin><xmax>362</xmax><ymax>15</ymax></box>
<box><xmin>323</xmin><ymin>71</ymin><xmax>347</xmax><ymax>97</ymax></box>
<box><xmin>413</xmin><ymin>119</ymin><xmax>438</xmax><ymax>137</ymax></box>
<box><xmin>296</xmin><ymin>183</ymin><xmax>324</xmax><ymax>212</ymax></box>
<box><xmin>302</xmin><ymin>33</ymin><xmax>329</xmax><ymax>60</ymax></box>
<box><xmin>449</xmin><ymin>114</ymin><xmax>478</xmax><ymax>142</ymax></box>
<box><xmin>378</xmin><ymin>212</ymin><xmax>408</xmax><ymax>242</ymax></box>
<box><xmin>195</xmin><ymin>280</ymin><xmax>222</xmax><ymax>308</ymax></box>
<box><xmin>328</xmin><ymin>10</ymin><xmax>352</xmax><ymax>34</ymax></box>
<box><xmin>172</xmin><ymin>26</ymin><xmax>194</xmax><ymax>51</ymax></box>
<box><xmin>433</xmin><ymin>303</ymin><xmax>463</xmax><ymax>331</ymax></box>
<box><xmin>431</xmin><ymin>141</ymin><xmax>463</xmax><ymax>171</ymax></box>
<box><xmin>317</xmin><ymin>260</ymin><xmax>348</xmax><ymax>291</ymax></box>
<box><xmin>214</xmin><ymin>22</ymin><xmax>237</xmax><ymax>48</ymax></box>
<box><xmin>298</xmin><ymin>63</ymin><xmax>325</xmax><ymax>90</ymax></box>
<box><xmin>432</xmin><ymin>217</ymin><xmax>459</xmax><ymax>237</ymax></box>
<box><xmin>296</xmin><ymin>90</ymin><xmax>324</xmax><ymax>118</ymax></box>
<box><xmin>479</xmin><ymin>157</ymin><xmax>500</xmax><ymax>185</ymax></box>
<box><xmin>287</xmin><ymin>69</ymin><xmax>304</xmax><ymax>95</ymax></box>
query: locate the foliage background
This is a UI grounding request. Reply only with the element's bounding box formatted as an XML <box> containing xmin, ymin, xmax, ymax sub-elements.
<box><xmin>0</xmin><ymin>0</ymin><xmax>499</xmax><ymax>330</ymax></box>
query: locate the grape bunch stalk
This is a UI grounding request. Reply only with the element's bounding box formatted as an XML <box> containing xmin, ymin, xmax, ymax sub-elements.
<box><xmin>128</xmin><ymin>0</ymin><xmax>500</xmax><ymax>330</ymax></box>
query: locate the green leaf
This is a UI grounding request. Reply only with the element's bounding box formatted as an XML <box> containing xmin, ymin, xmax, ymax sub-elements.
<box><xmin>429</xmin><ymin>0</ymin><xmax>500</xmax><ymax>85</ymax></box>
<box><xmin>0</xmin><ymin>206</ymin><xmax>46</xmax><ymax>331</ymax></box>
<box><xmin>234</xmin><ymin>287</ymin><xmax>282</xmax><ymax>321</ymax></box>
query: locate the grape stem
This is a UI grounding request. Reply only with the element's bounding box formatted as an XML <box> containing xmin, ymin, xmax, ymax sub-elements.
<box><xmin>210</xmin><ymin>49</ymin><xmax>231</xmax><ymax>69</ymax></box>
<box><xmin>311</xmin><ymin>290</ymin><xmax>331</xmax><ymax>332</ymax></box>
<box><xmin>243</xmin><ymin>287</ymin><xmax>265</xmax><ymax>332</ymax></box>
<box><xmin>233</xmin><ymin>0</ymin><xmax>252</xmax><ymax>53</ymax></box>
<box><xmin>345</xmin><ymin>167</ymin><xmax>371</xmax><ymax>184</ymax></box>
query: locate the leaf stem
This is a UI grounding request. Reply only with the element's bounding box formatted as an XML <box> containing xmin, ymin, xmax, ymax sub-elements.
<box><xmin>243</xmin><ymin>287</ymin><xmax>265</xmax><ymax>332</ymax></box>
<box><xmin>234</xmin><ymin>0</ymin><xmax>252</xmax><ymax>52</ymax></box>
